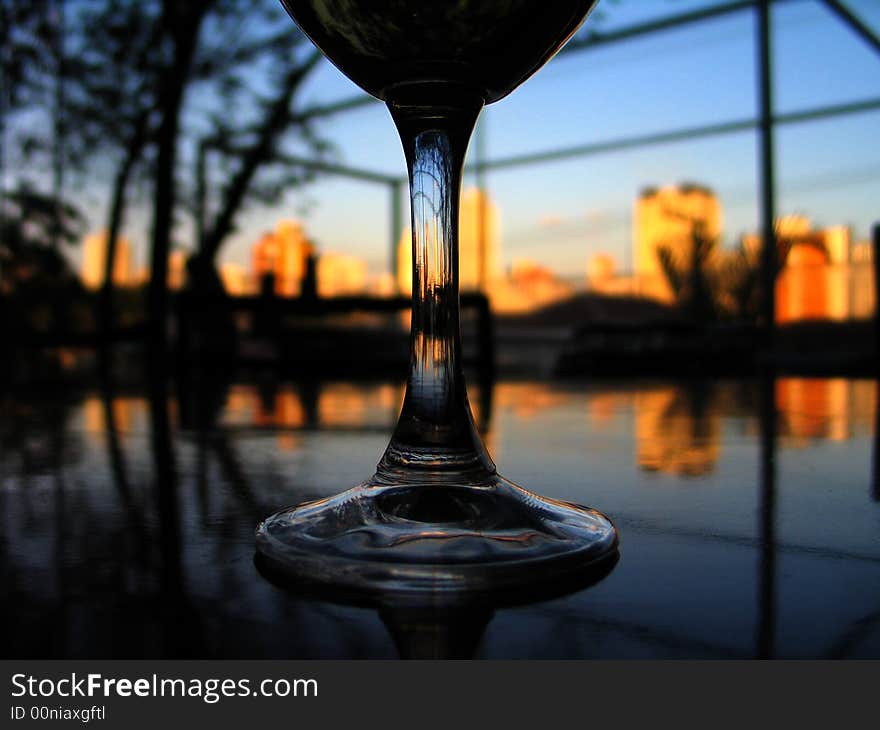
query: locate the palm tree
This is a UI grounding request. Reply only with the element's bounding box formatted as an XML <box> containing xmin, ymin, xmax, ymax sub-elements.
<box><xmin>657</xmin><ymin>220</ymin><xmax>721</xmax><ymax>325</ymax></box>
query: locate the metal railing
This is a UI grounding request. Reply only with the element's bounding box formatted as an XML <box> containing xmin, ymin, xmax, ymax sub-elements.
<box><xmin>272</xmin><ymin>0</ymin><xmax>879</xmax><ymax>334</ymax></box>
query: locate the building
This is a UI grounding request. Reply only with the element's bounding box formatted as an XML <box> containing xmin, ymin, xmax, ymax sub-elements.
<box><xmin>460</xmin><ymin>187</ymin><xmax>502</xmax><ymax>291</ymax></box>
<box><xmin>219</xmin><ymin>262</ymin><xmax>248</xmax><ymax>296</ymax></box>
<box><xmin>317</xmin><ymin>252</ymin><xmax>367</xmax><ymax>297</ymax></box>
<box><xmin>252</xmin><ymin>219</ymin><xmax>313</xmax><ymax>296</ymax></box>
<box><xmin>586</xmin><ymin>252</ymin><xmax>636</xmax><ymax>297</ymax></box>
<box><xmin>371</xmin><ymin>271</ymin><xmax>397</xmax><ymax>297</ymax></box>
<box><xmin>81</xmin><ymin>231</ymin><xmax>132</xmax><ymax>289</ymax></box>
<box><xmin>397</xmin><ymin>187</ymin><xmax>502</xmax><ymax>294</ymax></box>
<box><xmin>167</xmin><ymin>249</ymin><xmax>187</xmax><ymax>290</ymax></box>
<box><xmin>490</xmin><ymin>259</ymin><xmax>574</xmax><ymax>314</ymax></box>
<box><xmin>633</xmin><ymin>183</ymin><xmax>722</xmax><ymax>303</ymax></box>
<box><xmin>852</xmin><ymin>240</ymin><xmax>873</xmax><ymax>264</ymax></box>
<box><xmin>743</xmin><ymin>215</ymin><xmax>875</xmax><ymax>322</ymax></box>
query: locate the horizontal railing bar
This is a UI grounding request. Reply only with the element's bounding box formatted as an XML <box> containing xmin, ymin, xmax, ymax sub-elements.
<box><xmin>467</xmin><ymin>96</ymin><xmax>880</xmax><ymax>173</ymax></box>
<box><xmin>274</xmin><ymin>97</ymin><xmax>880</xmax><ymax>181</ymax></box>
<box><xmin>561</xmin><ymin>0</ymin><xmax>758</xmax><ymax>56</ymax></box>
<box><xmin>278</xmin><ymin>153</ymin><xmax>399</xmax><ymax>184</ymax></box>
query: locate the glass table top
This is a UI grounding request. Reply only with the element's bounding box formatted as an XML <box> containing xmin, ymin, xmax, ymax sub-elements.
<box><xmin>2</xmin><ymin>376</ymin><xmax>878</xmax><ymax>658</ymax></box>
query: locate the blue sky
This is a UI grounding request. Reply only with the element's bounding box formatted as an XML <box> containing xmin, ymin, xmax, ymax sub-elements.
<box><xmin>81</xmin><ymin>0</ymin><xmax>880</xmax><ymax>280</ymax></box>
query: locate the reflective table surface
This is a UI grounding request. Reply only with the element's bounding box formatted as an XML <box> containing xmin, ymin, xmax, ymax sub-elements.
<box><xmin>3</xmin><ymin>376</ymin><xmax>879</xmax><ymax>658</ymax></box>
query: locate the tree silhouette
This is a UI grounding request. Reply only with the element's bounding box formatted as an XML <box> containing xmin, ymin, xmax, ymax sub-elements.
<box><xmin>2</xmin><ymin>2</ymin><xmax>86</xmax><ymax>317</ymax></box>
<box><xmin>658</xmin><ymin>218</ymin><xmax>795</xmax><ymax>324</ymax></box>
<box><xmin>3</xmin><ymin>0</ymin><xmax>329</xmax><ymax>339</ymax></box>
<box><xmin>0</xmin><ymin>186</ymin><xmax>85</xmax><ymax>341</ymax></box>
<box><xmin>721</xmin><ymin>222</ymin><xmax>794</xmax><ymax>322</ymax></box>
<box><xmin>0</xmin><ymin>186</ymin><xmax>83</xmax><ymax>288</ymax></box>
<box><xmin>186</xmin><ymin>45</ymin><xmax>327</xmax><ymax>294</ymax></box>
<box><xmin>657</xmin><ymin>220</ymin><xmax>721</xmax><ymax>325</ymax></box>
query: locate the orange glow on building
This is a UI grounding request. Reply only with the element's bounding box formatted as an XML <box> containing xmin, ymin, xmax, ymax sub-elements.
<box><xmin>219</xmin><ymin>262</ymin><xmax>248</xmax><ymax>296</ymax></box>
<box><xmin>81</xmin><ymin>231</ymin><xmax>133</xmax><ymax>289</ymax></box>
<box><xmin>586</xmin><ymin>252</ymin><xmax>636</xmax><ymax>296</ymax></box>
<box><xmin>168</xmin><ymin>249</ymin><xmax>187</xmax><ymax>290</ymax></box>
<box><xmin>744</xmin><ymin>216</ymin><xmax>875</xmax><ymax>323</ymax></box>
<box><xmin>317</xmin><ymin>252</ymin><xmax>367</xmax><ymax>297</ymax></box>
<box><xmin>489</xmin><ymin>259</ymin><xmax>574</xmax><ymax>314</ymax></box>
<box><xmin>776</xmin><ymin>237</ymin><xmax>829</xmax><ymax>322</ymax></box>
<box><xmin>633</xmin><ymin>183</ymin><xmax>722</xmax><ymax>303</ymax></box>
<box><xmin>252</xmin><ymin>219</ymin><xmax>314</xmax><ymax>296</ymax></box>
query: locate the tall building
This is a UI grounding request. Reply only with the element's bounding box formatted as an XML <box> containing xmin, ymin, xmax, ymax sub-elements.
<box><xmin>633</xmin><ymin>183</ymin><xmax>722</xmax><ymax>303</ymax></box>
<box><xmin>460</xmin><ymin>187</ymin><xmax>502</xmax><ymax>291</ymax></box>
<box><xmin>396</xmin><ymin>232</ymin><xmax>411</xmax><ymax>295</ymax></box>
<box><xmin>81</xmin><ymin>231</ymin><xmax>132</xmax><ymax>290</ymax></box>
<box><xmin>396</xmin><ymin>187</ymin><xmax>502</xmax><ymax>294</ymax></box>
<box><xmin>252</xmin><ymin>219</ymin><xmax>313</xmax><ymax>296</ymax></box>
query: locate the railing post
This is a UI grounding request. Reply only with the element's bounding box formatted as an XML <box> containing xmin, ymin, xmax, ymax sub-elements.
<box><xmin>757</xmin><ymin>0</ymin><xmax>777</xmax><ymax>347</ymax></box>
<box><xmin>874</xmin><ymin>224</ymin><xmax>880</xmax><ymax>502</ymax></box>
<box><xmin>873</xmin><ymin>223</ymin><xmax>879</xmax><ymax>358</ymax></box>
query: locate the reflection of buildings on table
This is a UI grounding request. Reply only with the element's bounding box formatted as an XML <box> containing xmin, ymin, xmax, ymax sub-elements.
<box><xmin>634</xmin><ymin>378</ymin><xmax>875</xmax><ymax>477</ymax></box>
<box><xmin>635</xmin><ymin>385</ymin><xmax>721</xmax><ymax>477</ymax></box>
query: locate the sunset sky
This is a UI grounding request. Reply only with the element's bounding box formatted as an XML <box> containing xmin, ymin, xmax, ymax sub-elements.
<box><xmin>80</xmin><ymin>0</ymin><xmax>880</xmax><ymax>282</ymax></box>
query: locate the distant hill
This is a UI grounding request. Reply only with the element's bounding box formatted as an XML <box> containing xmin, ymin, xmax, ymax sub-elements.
<box><xmin>496</xmin><ymin>293</ymin><xmax>679</xmax><ymax>329</ymax></box>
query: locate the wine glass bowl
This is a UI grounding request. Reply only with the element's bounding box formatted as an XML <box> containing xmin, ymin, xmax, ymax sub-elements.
<box><xmin>279</xmin><ymin>0</ymin><xmax>598</xmax><ymax>103</ymax></box>
<box><xmin>257</xmin><ymin>0</ymin><xmax>617</xmax><ymax>599</ymax></box>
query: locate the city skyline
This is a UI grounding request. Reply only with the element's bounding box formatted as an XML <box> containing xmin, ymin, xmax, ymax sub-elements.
<box><xmin>78</xmin><ymin>180</ymin><xmax>876</xmax><ymax>322</ymax></box>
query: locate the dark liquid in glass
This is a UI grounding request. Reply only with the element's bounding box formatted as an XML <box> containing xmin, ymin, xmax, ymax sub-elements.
<box><xmin>280</xmin><ymin>0</ymin><xmax>597</xmax><ymax>102</ymax></box>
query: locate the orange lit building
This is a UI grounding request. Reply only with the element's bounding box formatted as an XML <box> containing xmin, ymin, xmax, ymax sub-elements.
<box><xmin>81</xmin><ymin>231</ymin><xmax>132</xmax><ymax>290</ymax></box>
<box><xmin>252</xmin><ymin>219</ymin><xmax>313</xmax><ymax>296</ymax></box>
<box><xmin>219</xmin><ymin>262</ymin><xmax>248</xmax><ymax>296</ymax></box>
<box><xmin>167</xmin><ymin>249</ymin><xmax>187</xmax><ymax>290</ymax></box>
<box><xmin>490</xmin><ymin>258</ymin><xmax>573</xmax><ymax>314</ymax></box>
<box><xmin>459</xmin><ymin>187</ymin><xmax>502</xmax><ymax>291</ymax></box>
<box><xmin>634</xmin><ymin>183</ymin><xmax>722</xmax><ymax>303</ymax></box>
<box><xmin>586</xmin><ymin>252</ymin><xmax>636</xmax><ymax>296</ymax></box>
<box><xmin>317</xmin><ymin>252</ymin><xmax>367</xmax><ymax>297</ymax></box>
<box><xmin>743</xmin><ymin>215</ymin><xmax>875</xmax><ymax>323</ymax></box>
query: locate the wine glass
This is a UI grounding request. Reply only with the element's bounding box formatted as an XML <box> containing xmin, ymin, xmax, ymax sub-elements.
<box><xmin>257</xmin><ymin>0</ymin><xmax>618</xmax><ymax>599</ymax></box>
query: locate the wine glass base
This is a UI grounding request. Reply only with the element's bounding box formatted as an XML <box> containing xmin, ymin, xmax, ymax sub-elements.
<box><xmin>255</xmin><ymin>474</ymin><xmax>618</xmax><ymax>601</ymax></box>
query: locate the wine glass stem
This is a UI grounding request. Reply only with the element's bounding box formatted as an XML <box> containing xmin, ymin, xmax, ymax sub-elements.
<box><xmin>377</xmin><ymin>90</ymin><xmax>495</xmax><ymax>481</ymax></box>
